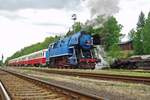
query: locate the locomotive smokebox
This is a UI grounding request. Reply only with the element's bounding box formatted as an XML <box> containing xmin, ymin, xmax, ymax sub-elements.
<box><xmin>79</xmin><ymin>31</ymin><xmax>93</xmax><ymax>49</ymax></box>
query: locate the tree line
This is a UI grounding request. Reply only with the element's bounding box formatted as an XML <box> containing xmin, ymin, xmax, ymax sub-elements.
<box><xmin>6</xmin><ymin>36</ymin><xmax>60</xmax><ymax>63</ymax></box>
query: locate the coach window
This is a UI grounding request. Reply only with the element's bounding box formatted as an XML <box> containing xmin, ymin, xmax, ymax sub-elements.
<box><xmin>40</xmin><ymin>52</ymin><xmax>42</xmax><ymax>57</ymax></box>
<box><xmin>36</xmin><ymin>54</ymin><xmax>38</xmax><ymax>58</ymax></box>
<box><xmin>50</xmin><ymin>43</ymin><xmax>54</xmax><ymax>49</ymax></box>
<box><xmin>49</xmin><ymin>44</ymin><xmax>52</xmax><ymax>48</ymax></box>
<box><xmin>53</xmin><ymin>43</ymin><xmax>57</xmax><ymax>48</ymax></box>
<box><xmin>35</xmin><ymin>54</ymin><xmax>37</xmax><ymax>58</ymax></box>
<box><xmin>36</xmin><ymin>54</ymin><xmax>39</xmax><ymax>58</ymax></box>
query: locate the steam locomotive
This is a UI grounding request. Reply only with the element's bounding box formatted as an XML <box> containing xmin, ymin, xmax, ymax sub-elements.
<box><xmin>8</xmin><ymin>31</ymin><xmax>99</xmax><ymax>69</ymax></box>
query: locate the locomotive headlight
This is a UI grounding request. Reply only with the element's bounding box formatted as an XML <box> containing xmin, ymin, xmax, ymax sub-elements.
<box><xmin>85</xmin><ymin>40</ymin><xmax>92</xmax><ymax>45</ymax></box>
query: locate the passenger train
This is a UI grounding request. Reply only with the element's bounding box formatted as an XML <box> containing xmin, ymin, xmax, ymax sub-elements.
<box><xmin>8</xmin><ymin>49</ymin><xmax>47</xmax><ymax>67</ymax></box>
<box><xmin>8</xmin><ymin>31</ymin><xmax>100</xmax><ymax>69</ymax></box>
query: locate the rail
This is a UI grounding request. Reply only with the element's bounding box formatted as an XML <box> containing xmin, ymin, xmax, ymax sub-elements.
<box><xmin>1</xmin><ymin>68</ymin><xmax>104</xmax><ymax>100</ymax></box>
<box><xmin>0</xmin><ymin>81</ymin><xmax>11</xmax><ymax>100</ymax></box>
<box><xmin>24</xmin><ymin>68</ymin><xmax>150</xmax><ymax>85</ymax></box>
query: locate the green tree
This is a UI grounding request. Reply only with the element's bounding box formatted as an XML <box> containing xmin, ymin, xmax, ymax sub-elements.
<box><xmin>143</xmin><ymin>11</ymin><xmax>150</xmax><ymax>54</ymax></box>
<box><xmin>132</xmin><ymin>11</ymin><xmax>145</xmax><ymax>55</ymax></box>
<box><xmin>66</xmin><ymin>29</ymin><xmax>73</xmax><ymax>36</ymax></box>
<box><xmin>93</xmin><ymin>16</ymin><xmax>122</xmax><ymax>59</ymax></box>
<box><xmin>66</xmin><ymin>22</ymin><xmax>82</xmax><ymax>36</ymax></box>
<box><xmin>0</xmin><ymin>60</ymin><xmax>2</xmax><ymax>66</ymax></box>
<box><xmin>83</xmin><ymin>25</ymin><xmax>95</xmax><ymax>35</ymax></box>
<box><xmin>137</xmin><ymin>12</ymin><xmax>145</xmax><ymax>29</ymax></box>
<box><xmin>73</xmin><ymin>22</ymin><xmax>82</xmax><ymax>33</ymax></box>
<box><xmin>85</xmin><ymin>16</ymin><xmax>122</xmax><ymax>59</ymax></box>
<box><xmin>103</xmin><ymin>16</ymin><xmax>122</xmax><ymax>51</ymax></box>
<box><xmin>128</xmin><ymin>28</ymin><xmax>136</xmax><ymax>41</ymax></box>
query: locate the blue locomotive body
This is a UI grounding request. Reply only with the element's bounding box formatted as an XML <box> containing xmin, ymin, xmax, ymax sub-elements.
<box><xmin>46</xmin><ymin>31</ymin><xmax>97</xmax><ymax>69</ymax></box>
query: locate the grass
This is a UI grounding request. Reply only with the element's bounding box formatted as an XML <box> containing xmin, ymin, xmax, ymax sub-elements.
<box><xmin>14</xmin><ymin>66</ymin><xmax>150</xmax><ymax>77</ymax></box>
<box><xmin>94</xmin><ymin>69</ymin><xmax>150</xmax><ymax>77</ymax></box>
<box><xmin>43</xmin><ymin>68</ymin><xmax>150</xmax><ymax>77</ymax></box>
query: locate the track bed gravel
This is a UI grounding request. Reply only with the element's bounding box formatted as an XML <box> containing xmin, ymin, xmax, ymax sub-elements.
<box><xmin>0</xmin><ymin>70</ymin><xmax>76</xmax><ymax>100</ymax></box>
<box><xmin>6</xmin><ymin>67</ymin><xmax>150</xmax><ymax>100</ymax></box>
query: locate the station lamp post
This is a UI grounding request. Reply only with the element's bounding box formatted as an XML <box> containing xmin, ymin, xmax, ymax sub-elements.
<box><xmin>1</xmin><ymin>54</ymin><xmax>4</xmax><ymax>67</ymax></box>
<box><xmin>72</xmin><ymin>14</ymin><xmax>77</xmax><ymax>33</ymax></box>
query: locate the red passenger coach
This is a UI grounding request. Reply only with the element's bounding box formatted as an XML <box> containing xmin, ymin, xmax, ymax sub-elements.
<box><xmin>8</xmin><ymin>49</ymin><xmax>47</xmax><ymax>67</ymax></box>
<box><xmin>27</xmin><ymin>49</ymin><xmax>47</xmax><ymax>66</ymax></box>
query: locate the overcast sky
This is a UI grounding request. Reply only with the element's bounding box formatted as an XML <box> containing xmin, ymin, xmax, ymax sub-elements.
<box><xmin>0</xmin><ymin>0</ymin><xmax>150</xmax><ymax>60</ymax></box>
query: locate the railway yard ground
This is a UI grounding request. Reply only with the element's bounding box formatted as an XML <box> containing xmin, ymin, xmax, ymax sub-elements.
<box><xmin>0</xmin><ymin>66</ymin><xmax>150</xmax><ymax>100</ymax></box>
<box><xmin>18</xmin><ymin>67</ymin><xmax>150</xmax><ymax>77</ymax></box>
<box><xmin>0</xmin><ymin>67</ymin><xmax>102</xmax><ymax>100</ymax></box>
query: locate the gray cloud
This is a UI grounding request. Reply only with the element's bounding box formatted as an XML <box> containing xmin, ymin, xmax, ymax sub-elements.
<box><xmin>33</xmin><ymin>22</ymin><xmax>67</xmax><ymax>27</ymax></box>
<box><xmin>0</xmin><ymin>0</ymin><xmax>81</xmax><ymax>11</ymax></box>
<box><xmin>0</xmin><ymin>11</ymin><xmax>27</xmax><ymax>20</ymax></box>
<box><xmin>84</xmin><ymin>0</ymin><xmax>120</xmax><ymax>17</ymax></box>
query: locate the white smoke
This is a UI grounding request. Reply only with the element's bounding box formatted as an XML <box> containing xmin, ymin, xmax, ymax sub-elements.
<box><xmin>83</xmin><ymin>0</ymin><xmax>120</xmax><ymax>17</ymax></box>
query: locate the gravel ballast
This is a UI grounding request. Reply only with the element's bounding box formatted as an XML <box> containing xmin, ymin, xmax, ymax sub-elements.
<box><xmin>5</xmin><ymin>67</ymin><xmax>150</xmax><ymax>100</ymax></box>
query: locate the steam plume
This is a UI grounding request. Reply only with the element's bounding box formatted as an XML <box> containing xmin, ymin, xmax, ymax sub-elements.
<box><xmin>83</xmin><ymin>0</ymin><xmax>120</xmax><ymax>17</ymax></box>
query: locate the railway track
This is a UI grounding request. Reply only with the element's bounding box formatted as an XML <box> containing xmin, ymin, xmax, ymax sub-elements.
<box><xmin>21</xmin><ymin>67</ymin><xmax>150</xmax><ymax>85</ymax></box>
<box><xmin>0</xmin><ymin>68</ymin><xmax>103</xmax><ymax>100</ymax></box>
<box><xmin>0</xmin><ymin>81</ymin><xmax>11</xmax><ymax>100</ymax></box>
